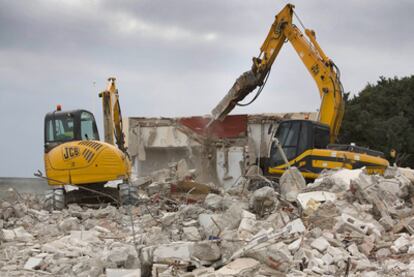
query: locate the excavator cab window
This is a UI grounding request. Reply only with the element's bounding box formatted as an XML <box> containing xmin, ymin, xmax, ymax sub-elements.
<box><xmin>270</xmin><ymin>121</ymin><xmax>301</xmax><ymax>165</ymax></box>
<box><xmin>313</xmin><ymin>125</ymin><xmax>330</xmax><ymax>148</ymax></box>
<box><xmin>46</xmin><ymin>113</ymin><xmax>75</xmax><ymax>143</ymax></box>
<box><xmin>281</xmin><ymin>121</ymin><xmax>301</xmax><ymax>161</ymax></box>
<box><xmin>44</xmin><ymin>110</ymin><xmax>100</xmax><ymax>152</ymax></box>
<box><xmin>269</xmin><ymin>120</ymin><xmax>315</xmax><ymax>166</ymax></box>
<box><xmin>80</xmin><ymin>111</ymin><xmax>99</xmax><ymax>141</ymax></box>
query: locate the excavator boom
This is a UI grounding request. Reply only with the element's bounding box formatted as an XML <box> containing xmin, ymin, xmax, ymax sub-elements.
<box><xmin>99</xmin><ymin>77</ymin><xmax>127</xmax><ymax>153</ymax></box>
<box><xmin>211</xmin><ymin>4</ymin><xmax>344</xmax><ymax>143</ymax></box>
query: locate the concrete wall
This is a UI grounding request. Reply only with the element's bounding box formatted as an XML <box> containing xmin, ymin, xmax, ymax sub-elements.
<box><xmin>126</xmin><ymin>113</ymin><xmax>318</xmax><ymax>187</ymax></box>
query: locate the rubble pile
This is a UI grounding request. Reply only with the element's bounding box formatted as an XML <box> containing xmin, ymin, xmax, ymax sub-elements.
<box><xmin>2</xmin><ymin>166</ymin><xmax>414</xmax><ymax>276</ymax></box>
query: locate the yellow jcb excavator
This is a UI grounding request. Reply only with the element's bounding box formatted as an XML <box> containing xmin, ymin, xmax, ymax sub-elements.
<box><xmin>210</xmin><ymin>4</ymin><xmax>389</xmax><ymax>180</ymax></box>
<box><xmin>38</xmin><ymin>77</ymin><xmax>138</xmax><ymax>210</ymax></box>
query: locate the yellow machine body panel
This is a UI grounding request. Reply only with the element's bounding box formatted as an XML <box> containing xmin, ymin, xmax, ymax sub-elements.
<box><xmin>44</xmin><ymin>140</ymin><xmax>130</xmax><ymax>186</ymax></box>
<box><xmin>268</xmin><ymin>148</ymin><xmax>389</xmax><ymax>180</ymax></box>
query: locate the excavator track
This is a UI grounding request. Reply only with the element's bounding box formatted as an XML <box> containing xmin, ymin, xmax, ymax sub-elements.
<box><xmin>44</xmin><ymin>188</ymin><xmax>65</xmax><ymax>211</ymax></box>
<box><xmin>42</xmin><ymin>183</ymin><xmax>139</xmax><ymax>210</ymax></box>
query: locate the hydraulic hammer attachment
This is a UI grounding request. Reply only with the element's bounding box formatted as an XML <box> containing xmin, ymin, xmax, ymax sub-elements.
<box><xmin>211</xmin><ymin>70</ymin><xmax>263</xmax><ymax>122</ymax></box>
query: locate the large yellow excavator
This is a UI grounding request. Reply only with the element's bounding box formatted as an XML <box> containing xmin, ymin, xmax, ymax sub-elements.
<box><xmin>210</xmin><ymin>4</ymin><xmax>388</xmax><ymax>180</ymax></box>
<box><xmin>39</xmin><ymin>77</ymin><xmax>138</xmax><ymax>210</ymax></box>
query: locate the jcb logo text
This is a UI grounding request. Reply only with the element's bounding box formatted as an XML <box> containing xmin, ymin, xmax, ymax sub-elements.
<box><xmin>63</xmin><ymin>147</ymin><xmax>80</xmax><ymax>160</ymax></box>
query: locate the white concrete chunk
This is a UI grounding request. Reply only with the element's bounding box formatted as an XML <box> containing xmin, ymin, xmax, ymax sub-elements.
<box><xmin>216</xmin><ymin>258</ymin><xmax>260</xmax><ymax>276</ymax></box>
<box><xmin>182</xmin><ymin>226</ymin><xmax>201</xmax><ymax>241</ymax></box>
<box><xmin>284</xmin><ymin>218</ymin><xmax>306</xmax><ymax>234</ymax></box>
<box><xmin>391</xmin><ymin>234</ymin><xmax>411</xmax><ymax>254</ymax></box>
<box><xmin>321</xmin><ymin>253</ymin><xmax>333</xmax><ymax>265</ymax></box>
<box><xmin>288</xmin><ymin>237</ymin><xmax>302</xmax><ymax>253</ymax></box>
<box><xmin>311</xmin><ymin>237</ymin><xmax>330</xmax><ymax>253</ymax></box>
<box><xmin>23</xmin><ymin>257</ymin><xmax>43</xmax><ymax>270</ymax></box>
<box><xmin>0</xmin><ymin>229</ymin><xmax>16</xmax><ymax>241</ymax></box>
<box><xmin>297</xmin><ymin>191</ymin><xmax>336</xmax><ymax>210</ymax></box>
<box><xmin>153</xmin><ymin>242</ymin><xmax>194</xmax><ymax>263</ymax></box>
<box><xmin>13</xmin><ymin>227</ymin><xmax>34</xmax><ymax>242</ymax></box>
<box><xmin>106</xmin><ymin>268</ymin><xmax>141</xmax><ymax>277</ymax></box>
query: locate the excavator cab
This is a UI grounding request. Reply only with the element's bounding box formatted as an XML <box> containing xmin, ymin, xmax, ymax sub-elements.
<box><xmin>265</xmin><ymin>119</ymin><xmax>387</xmax><ymax>180</ymax></box>
<box><xmin>269</xmin><ymin>120</ymin><xmax>329</xmax><ymax>167</ymax></box>
<box><xmin>44</xmin><ymin>109</ymin><xmax>99</xmax><ymax>153</ymax></box>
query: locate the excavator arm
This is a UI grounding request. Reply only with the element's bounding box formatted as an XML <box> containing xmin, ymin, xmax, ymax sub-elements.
<box><xmin>211</xmin><ymin>4</ymin><xmax>344</xmax><ymax>143</ymax></box>
<box><xmin>99</xmin><ymin>77</ymin><xmax>127</xmax><ymax>153</ymax></box>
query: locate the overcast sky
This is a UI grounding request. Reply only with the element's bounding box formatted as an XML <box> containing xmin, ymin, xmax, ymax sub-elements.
<box><xmin>0</xmin><ymin>0</ymin><xmax>413</xmax><ymax>177</ymax></box>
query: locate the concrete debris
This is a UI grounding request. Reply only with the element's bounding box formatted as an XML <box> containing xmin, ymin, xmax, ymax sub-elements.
<box><xmin>23</xmin><ymin>257</ymin><xmax>43</xmax><ymax>270</ymax></box>
<box><xmin>192</xmin><ymin>241</ymin><xmax>221</xmax><ymax>262</ymax></box>
<box><xmin>249</xmin><ymin>186</ymin><xmax>278</xmax><ymax>216</ymax></box>
<box><xmin>314</xmin><ymin>168</ymin><xmax>362</xmax><ymax>191</ymax></box>
<box><xmin>279</xmin><ymin>167</ymin><xmax>306</xmax><ymax>202</ymax></box>
<box><xmin>288</xmin><ymin>237</ymin><xmax>302</xmax><ymax>253</ymax></box>
<box><xmin>58</xmin><ymin>216</ymin><xmax>81</xmax><ymax>233</ymax></box>
<box><xmin>106</xmin><ymin>268</ymin><xmax>142</xmax><ymax>277</ymax></box>
<box><xmin>215</xmin><ymin>258</ymin><xmax>260</xmax><ymax>276</ymax></box>
<box><xmin>237</xmin><ymin>210</ymin><xmax>257</xmax><ymax>241</ymax></box>
<box><xmin>284</xmin><ymin>218</ymin><xmax>306</xmax><ymax>234</ymax></box>
<box><xmin>2</xmin><ymin>167</ymin><xmax>414</xmax><ymax>276</ymax></box>
<box><xmin>107</xmin><ymin>244</ymin><xmax>140</xmax><ymax>269</ymax></box>
<box><xmin>391</xmin><ymin>233</ymin><xmax>411</xmax><ymax>254</ymax></box>
<box><xmin>204</xmin><ymin>193</ymin><xmax>223</xmax><ymax>210</ymax></box>
<box><xmin>296</xmin><ymin>191</ymin><xmax>336</xmax><ymax>212</ymax></box>
<box><xmin>1</xmin><ymin>226</ymin><xmax>33</xmax><ymax>242</ymax></box>
<box><xmin>310</xmin><ymin>236</ymin><xmax>330</xmax><ymax>253</ymax></box>
<box><xmin>182</xmin><ymin>226</ymin><xmax>202</xmax><ymax>241</ymax></box>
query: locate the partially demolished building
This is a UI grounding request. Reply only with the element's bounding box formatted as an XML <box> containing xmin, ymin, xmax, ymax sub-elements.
<box><xmin>126</xmin><ymin>112</ymin><xmax>317</xmax><ymax>188</ymax></box>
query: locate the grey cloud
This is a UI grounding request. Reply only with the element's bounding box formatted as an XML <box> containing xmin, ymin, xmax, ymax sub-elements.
<box><xmin>0</xmin><ymin>0</ymin><xmax>413</xmax><ymax>176</ymax></box>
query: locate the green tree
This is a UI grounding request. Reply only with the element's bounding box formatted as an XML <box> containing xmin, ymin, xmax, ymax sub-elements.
<box><xmin>339</xmin><ymin>75</ymin><xmax>414</xmax><ymax>167</ymax></box>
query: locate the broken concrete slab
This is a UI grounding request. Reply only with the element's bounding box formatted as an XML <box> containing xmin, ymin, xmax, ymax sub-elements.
<box><xmin>262</xmin><ymin>241</ymin><xmax>292</xmax><ymax>272</ymax></box>
<box><xmin>153</xmin><ymin>242</ymin><xmax>194</xmax><ymax>264</ymax></box>
<box><xmin>0</xmin><ymin>228</ymin><xmax>15</xmax><ymax>241</ymax></box>
<box><xmin>216</xmin><ymin>257</ymin><xmax>260</xmax><ymax>276</ymax></box>
<box><xmin>198</xmin><ymin>213</ymin><xmax>220</xmax><ymax>237</ymax></box>
<box><xmin>314</xmin><ymin>168</ymin><xmax>362</xmax><ymax>191</ymax></box>
<box><xmin>69</xmin><ymin>230</ymin><xmax>101</xmax><ymax>243</ymax></box>
<box><xmin>311</xmin><ymin>236</ymin><xmax>330</xmax><ymax>253</ymax></box>
<box><xmin>288</xmin><ymin>237</ymin><xmax>302</xmax><ymax>253</ymax></box>
<box><xmin>279</xmin><ymin>167</ymin><xmax>306</xmax><ymax>202</ymax></box>
<box><xmin>23</xmin><ymin>257</ymin><xmax>43</xmax><ymax>270</ymax></box>
<box><xmin>249</xmin><ymin>186</ymin><xmax>278</xmax><ymax>216</ymax></box>
<box><xmin>106</xmin><ymin>268</ymin><xmax>142</xmax><ymax>277</ymax></box>
<box><xmin>296</xmin><ymin>191</ymin><xmax>336</xmax><ymax>211</ymax></box>
<box><xmin>1</xmin><ymin>226</ymin><xmax>33</xmax><ymax>242</ymax></box>
<box><xmin>107</xmin><ymin>245</ymin><xmax>140</xmax><ymax>269</ymax></box>
<box><xmin>391</xmin><ymin>234</ymin><xmax>411</xmax><ymax>254</ymax></box>
<box><xmin>204</xmin><ymin>193</ymin><xmax>223</xmax><ymax>210</ymax></box>
<box><xmin>182</xmin><ymin>226</ymin><xmax>202</xmax><ymax>241</ymax></box>
<box><xmin>321</xmin><ymin>253</ymin><xmax>333</xmax><ymax>265</ymax></box>
<box><xmin>237</xmin><ymin>210</ymin><xmax>257</xmax><ymax>240</ymax></box>
<box><xmin>284</xmin><ymin>218</ymin><xmax>306</xmax><ymax>234</ymax></box>
<box><xmin>336</xmin><ymin>213</ymin><xmax>369</xmax><ymax>235</ymax></box>
<box><xmin>192</xmin><ymin>241</ymin><xmax>221</xmax><ymax>262</ymax></box>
